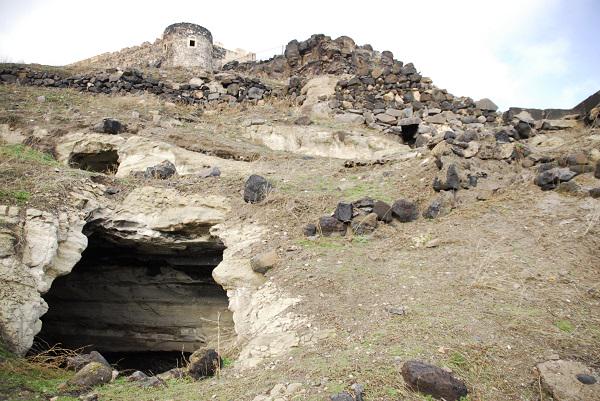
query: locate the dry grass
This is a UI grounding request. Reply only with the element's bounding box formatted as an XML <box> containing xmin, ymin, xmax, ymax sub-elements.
<box><xmin>0</xmin><ymin>82</ymin><xmax>599</xmax><ymax>401</ymax></box>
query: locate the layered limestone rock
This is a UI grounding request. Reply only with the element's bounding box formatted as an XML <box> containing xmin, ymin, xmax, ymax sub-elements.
<box><xmin>0</xmin><ymin>206</ymin><xmax>87</xmax><ymax>355</ymax></box>
<box><xmin>38</xmin><ymin>186</ymin><xmax>235</xmax><ymax>352</ymax></box>
<box><xmin>212</xmin><ymin>222</ymin><xmax>321</xmax><ymax>368</ymax></box>
<box><xmin>1</xmin><ymin>185</ymin><xmax>320</xmax><ymax>367</ymax></box>
<box><xmin>40</xmin><ymin>236</ymin><xmax>233</xmax><ymax>352</ymax></box>
<box><xmin>243</xmin><ymin>124</ymin><xmax>412</xmax><ymax>160</ymax></box>
<box><xmin>55</xmin><ymin>133</ymin><xmax>249</xmax><ymax>177</ymax></box>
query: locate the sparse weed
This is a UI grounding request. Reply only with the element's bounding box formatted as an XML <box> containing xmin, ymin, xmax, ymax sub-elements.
<box><xmin>555</xmin><ymin>320</ymin><xmax>575</xmax><ymax>333</ymax></box>
<box><xmin>0</xmin><ymin>189</ymin><xmax>30</xmax><ymax>203</ymax></box>
<box><xmin>448</xmin><ymin>351</ymin><xmax>469</xmax><ymax>370</ymax></box>
<box><xmin>222</xmin><ymin>356</ymin><xmax>234</xmax><ymax>368</ymax></box>
<box><xmin>296</xmin><ymin>237</ymin><xmax>345</xmax><ymax>249</ymax></box>
<box><xmin>0</xmin><ymin>144</ymin><xmax>58</xmax><ymax>166</ymax></box>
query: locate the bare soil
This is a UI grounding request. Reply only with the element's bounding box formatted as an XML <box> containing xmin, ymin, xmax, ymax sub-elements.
<box><xmin>1</xmin><ymin>81</ymin><xmax>599</xmax><ymax>401</ymax></box>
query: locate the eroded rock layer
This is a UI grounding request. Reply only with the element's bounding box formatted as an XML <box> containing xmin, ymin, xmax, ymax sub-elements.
<box><xmin>39</xmin><ymin>230</ymin><xmax>234</xmax><ymax>352</ymax></box>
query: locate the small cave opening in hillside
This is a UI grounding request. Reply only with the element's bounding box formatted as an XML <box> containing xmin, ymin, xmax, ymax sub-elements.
<box><xmin>68</xmin><ymin>150</ymin><xmax>120</xmax><ymax>173</ymax></box>
<box><xmin>36</xmin><ymin>224</ymin><xmax>234</xmax><ymax>374</ymax></box>
<box><xmin>400</xmin><ymin>124</ymin><xmax>419</xmax><ymax>147</ymax></box>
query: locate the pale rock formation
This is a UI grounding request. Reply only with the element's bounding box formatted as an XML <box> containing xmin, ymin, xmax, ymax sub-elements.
<box><xmin>300</xmin><ymin>76</ymin><xmax>341</xmax><ymax>119</ymax></box>
<box><xmin>55</xmin><ymin>133</ymin><xmax>249</xmax><ymax>177</ymax></box>
<box><xmin>0</xmin><ymin>206</ymin><xmax>87</xmax><ymax>355</ymax></box>
<box><xmin>243</xmin><ymin>124</ymin><xmax>411</xmax><ymax>160</ymax></box>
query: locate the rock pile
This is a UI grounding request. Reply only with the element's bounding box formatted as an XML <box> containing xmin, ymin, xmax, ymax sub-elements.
<box><xmin>533</xmin><ymin>151</ymin><xmax>598</xmax><ymax>193</ymax></box>
<box><xmin>304</xmin><ymin>197</ymin><xmax>419</xmax><ymax>237</ymax></box>
<box><xmin>0</xmin><ymin>66</ymin><xmax>272</xmax><ymax>105</ymax></box>
<box><xmin>330</xmin><ymin>72</ymin><xmax>498</xmax><ymax>139</ymax></box>
<box><xmin>60</xmin><ymin>348</ymin><xmax>222</xmax><ymax>393</ymax></box>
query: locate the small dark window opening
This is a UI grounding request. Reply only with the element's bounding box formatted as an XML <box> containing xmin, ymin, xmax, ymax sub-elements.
<box><xmin>189</xmin><ymin>39</ymin><xmax>196</xmax><ymax>47</ymax></box>
<box><xmin>401</xmin><ymin>124</ymin><xmax>419</xmax><ymax>147</ymax></box>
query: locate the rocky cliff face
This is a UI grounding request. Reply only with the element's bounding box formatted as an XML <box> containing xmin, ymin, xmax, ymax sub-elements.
<box><xmin>0</xmin><ymin>206</ymin><xmax>88</xmax><ymax>355</ymax></box>
<box><xmin>0</xmin><ymin>183</ymin><xmax>313</xmax><ymax>369</ymax></box>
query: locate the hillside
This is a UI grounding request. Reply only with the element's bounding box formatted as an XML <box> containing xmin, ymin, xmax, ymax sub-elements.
<box><xmin>0</xmin><ymin>30</ymin><xmax>599</xmax><ymax>401</ymax></box>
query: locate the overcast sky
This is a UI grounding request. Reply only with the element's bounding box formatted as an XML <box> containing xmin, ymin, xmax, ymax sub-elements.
<box><xmin>0</xmin><ymin>0</ymin><xmax>598</xmax><ymax>110</ymax></box>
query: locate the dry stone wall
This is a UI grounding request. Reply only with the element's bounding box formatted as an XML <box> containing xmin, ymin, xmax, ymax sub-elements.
<box><xmin>0</xmin><ymin>66</ymin><xmax>272</xmax><ymax>105</ymax></box>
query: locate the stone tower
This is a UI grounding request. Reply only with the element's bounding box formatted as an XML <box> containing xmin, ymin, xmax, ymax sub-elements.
<box><xmin>162</xmin><ymin>22</ymin><xmax>214</xmax><ymax>70</ymax></box>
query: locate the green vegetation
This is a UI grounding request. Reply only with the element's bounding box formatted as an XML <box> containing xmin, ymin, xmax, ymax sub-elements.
<box><xmin>556</xmin><ymin>320</ymin><xmax>575</xmax><ymax>333</ymax></box>
<box><xmin>0</xmin><ymin>144</ymin><xmax>58</xmax><ymax>166</ymax></box>
<box><xmin>448</xmin><ymin>351</ymin><xmax>469</xmax><ymax>370</ymax></box>
<box><xmin>0</xmin><ymin>343</ymin><xmax>75</xmax><ymax>401</ymax></box>
<box><xmin>341</xmin><ymin>181</ymin><xmax>394</xmax><ymax>203</ymax></box>
<box><xmin>222</xmin><ymin>356</ymin><xmax>234</xmax><ymax>368</ymax></box>
<box><xmin>0</xmin><ymin>189</ymin><xmax>30</xmax><ymax>203</ymax></box>
<box><xmin>296</xmin><ymin>237</ymin><xmax>346</xmax><ymax>249</ymax></box>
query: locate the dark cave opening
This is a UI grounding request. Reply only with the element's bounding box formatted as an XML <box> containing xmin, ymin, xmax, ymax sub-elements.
<box><xmin>102</xmin><ymin>351</ymin><xmax>190</xmax><ymax>375</ymax></box>
<box><xmin>36</xmin><ymin>225</ymin><xmax>233</xmax><ymax>373</ymax></box>
<box><xmin>400</xmin><ymin>124</ymin><xmax>419</xmax><ymax>147</ymax></box>
<box><xmin>68</xmin><ymin>150</ymin><xmax>120</xmax><ymax>173</ymax></box>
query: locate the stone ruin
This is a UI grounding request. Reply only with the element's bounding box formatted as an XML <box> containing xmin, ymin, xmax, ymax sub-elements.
<box><xmin>73</xmin><ymin>22</ymin><xmax>256</xmax><ymax>71</ymax></box>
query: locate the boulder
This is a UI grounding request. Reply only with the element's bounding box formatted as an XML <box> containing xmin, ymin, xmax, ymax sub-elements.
<box><xmin>66</xmin><ymin>362</ymin><xmax>112</xmax><ymax>390</ymax></box>
<box><xmin>294</xmin><ymin>116</ymin><xmax>313</xmax><ymax>126</ymax></box>
<box><xmin>423</xmin><ymin>192</ymin><xmax>455</xmax><ymax>219</ymax></box>
<box><xmin>318</xmin><ymin>216</ymin><xmax>346</xmax><ymax>236</ymax></box>
<box><xmin>514</xmin><ymin>111</ymin><xmax>535</xmax><ymax>125</ymax></box>
<box><xmin>433</xmin><ymin>164</ymin><xmax>461</xmax><ymax>191</ymax></box>
<box><xmin>334</xmin><ymin>113</ymin><xmax>365</xmax><ymax>125</ymax></box>
<box><xmin>144</xmin><ymin>160</ymin><xmax>177</xmax><ymax>179</ymax></box>
<box><xmin>138</xmin><ymin>376</ymin><xmax>166</xmax><ymax>388</ymax></box>
<box><xmin>126</xmin><ymin>371</ymin><xmax>148</xmax><ymax>382</ymax></box>
<box><xmin>541</xmin><ymin>119</ymin><xmax>578</xmax><ymax>130</ymax></box>
<box><xmin>391</xmin><ymin>199</ymin><xmax>419</xmax><ymax>222</ymax></box>
<box><xmin>66</xmin><ymin>351</ymin><xmax>110</xmax><ymax>372</ymax></box>
<box><xmin>375</xmin><ymin>113</ymin><xmax>397</xmax><ymax>124</ymax></box>
<box><xmin>534</xmin><ymin>168</ymin><xmax>577</xmax><ymax>190</ymax></box>
<box><xmin>93</xmin><ymin>118</ymin><xmax>125</xmax><ymax>135</ymax></box>
<box><xmin>156</xmin><ymin>368</ymin><xmax>185</xmax><ymax>380</ymax></box>
<box><xmin>334</xmin><ymin>202</ymin><xmax>353</xmax><ymax>223</ymax></box>
<box><xmin>595</xmin><ymin>160</ymin><xmax>600</xmax><ymax>179</ymax></box>
<box><xmin>401</xmin><ymin>360</ymin><xmax>468</xmax><ymax>401</ymax></box>
<box><xmin>475</xmin><ymin>98</ymin><xmax>498</xmax><ymax>112</ymax></box>
<box><xmin>250</xmin><ymin>250</ymin><xmax>279</xmax><ymax>274</ymax></box>
<box><xmin>284</xmin><ymin>40</ymin><xmax>300</xmax><ymax>66</ymax></box>
<box><xmin>189</xmin><ymin>77</ymin><xmax>204</xmax><ymax>86</ymax></box>
<box><xmin>330</xmin><ymin>392</ymin><xmax>354</xmax><ymax>401</ymax></box>
<box><xmin>187</xmin><ymin>349</ymin><xmax>222</xmax><ymax>379</ymax></box>
<box><xmin>303</xmin><ymin>223</ymin><xmax>317</xmax><ymax>237</ymax></box>
<box><xmin>397</xmin><ymin>117</ymin><xmax>422</xmax><ymax>126</ymax></box>
<box><xmin>243</xmin><ymin>175</ymin><xmax>273</xmax><ymax>203</ymax></box>
<box><xmin>537</xmin><ymin>360</ymin><xmax>600</xmax><ymax>401</ymax></box>
<box><xmin>351</xmin><ymin>213</ymin><xmax>378</xmax><ymax>235</ymax></box>
<box><xmin>372</xmin><ymin>200</ymin><xmax>393</xmax><ymax>223</ymax></box>
<box><xmin>247</xmin><ymin>87</ymin><xmax>265</xmax><ymax>100</ymax></box>
<box><xmin>589</xmin><ymin>188</ymin><xmax>600</xmax><ymax>199</ymax></box>
<box><xmin>515</xmin><ymin>121</ymin><xmax>534</xmax><ymax>138</ymax></box>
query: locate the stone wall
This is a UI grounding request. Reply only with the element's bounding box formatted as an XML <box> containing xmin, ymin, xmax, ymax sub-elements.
<box><xmin>70</xmin><ymin>22</ymin><xmax>255</xmax><ymax>72</ymax></box>
<box><xmin>0</xmin><ymin>66</ymin><xmax>273</xmax><ymax>105</ymax></box>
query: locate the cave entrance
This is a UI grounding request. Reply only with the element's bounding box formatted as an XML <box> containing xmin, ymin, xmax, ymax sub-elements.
<box><xmin>36</xmin><ymin>224</ymin><xmax>234</xmax><ymax>374</ymax></box>
<box><xmin>68</xmin><ymin>150</ymin><xmax>120</xmax><ymax>173</ymax></box>
<box><xmin>400</xmin><ymin>124</ymin><xmax>419</xmax><ymax>147</ymax></box>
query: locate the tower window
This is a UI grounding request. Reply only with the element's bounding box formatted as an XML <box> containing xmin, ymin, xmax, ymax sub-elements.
<box><xmin>189</xmin><ymin>39</ymin><xmax>196</xmax><ymax>47</ymax></box>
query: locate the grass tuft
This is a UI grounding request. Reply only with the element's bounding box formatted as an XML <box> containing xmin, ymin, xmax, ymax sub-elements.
<box><xmin>0</xmin><ymin>144</ymin><xmax>58</xmax><ymax>166</ymax></box>
<box><xmin>555</xmin><ymin>320</ymin><xmax>575</xmax><ymax>333</ymax></box>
